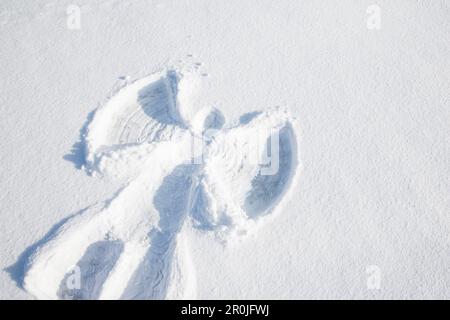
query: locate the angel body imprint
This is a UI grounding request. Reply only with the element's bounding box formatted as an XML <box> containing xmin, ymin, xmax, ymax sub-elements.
<box><xmin>21</xmin><ymin>69</ymin><xmax>301</xmax><ymax>299</ymax></box>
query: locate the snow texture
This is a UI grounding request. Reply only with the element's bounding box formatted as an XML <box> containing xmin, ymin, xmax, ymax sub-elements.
<box><xmin>1</xmin><ymin>0</ymin><xmax>449</xmax><ymax>299</ymax></box>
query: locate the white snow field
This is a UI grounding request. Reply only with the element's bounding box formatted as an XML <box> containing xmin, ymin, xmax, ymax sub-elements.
<box><xmin>0</xmin><ymin>0</ymin><xmax>449</xmax><ymax>299</ymax></box>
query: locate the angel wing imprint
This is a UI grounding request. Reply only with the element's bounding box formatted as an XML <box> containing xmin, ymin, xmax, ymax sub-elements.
<box><xmin>19</xmin><ymin>69</ymin><xmax>301</xmax><ymax>300</ymax></box>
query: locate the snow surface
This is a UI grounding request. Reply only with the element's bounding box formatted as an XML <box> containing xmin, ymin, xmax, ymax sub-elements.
<box><xmin>1</xmin><ymin>0</ymin><xmax>449</xmax><ymax>299</ymax></box>
<box><xmin>22</xmin><ymin>69</ymin><xmax>301</xmax><ymax>299</ymax></box>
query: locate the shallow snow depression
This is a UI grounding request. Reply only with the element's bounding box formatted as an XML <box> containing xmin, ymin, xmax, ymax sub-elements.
<box><xmin>22</xmin><ymin>69</ymin><xmax>301</xmax><ymax>300</ymax></box>
<box><xmin>2</xmin><ymin>0</ymin><xmax>449</xmax><ymax>300</ymax></box>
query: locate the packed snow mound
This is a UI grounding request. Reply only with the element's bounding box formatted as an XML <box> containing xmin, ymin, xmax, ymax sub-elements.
<box><xmin>22</xmin><ymin>69</ymin><xmax>301</xmax><ymax>300</ymax></box>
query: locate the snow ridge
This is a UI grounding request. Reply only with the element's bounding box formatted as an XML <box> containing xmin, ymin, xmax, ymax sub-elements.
<box><xmin>22</xmin><ymin>69</ymin><xmax>301</xmax><ymax>300</ymax></box>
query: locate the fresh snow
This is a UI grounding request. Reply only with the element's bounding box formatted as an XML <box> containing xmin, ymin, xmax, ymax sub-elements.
<box><xmin>1</xmin><ymin>0</ymin><xmax>449</xmax><ymax>299</ymax></box>
<box><xmin>22</xmin><ymin>69</ymin><xmax>301</xmax><ymax>299</ymax></box>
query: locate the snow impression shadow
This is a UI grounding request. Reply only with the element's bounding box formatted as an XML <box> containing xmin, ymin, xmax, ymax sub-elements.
<box><xmin>121</xmin><ymin>164</ymin><xmax>199</xmax><ymax>299</ymax></box>
<box><xmin>244</xmin><ymin>124</ymin><xmax>298</xmax><ymax>218</ymax></box>
<box><xmin>63</xmin><ymin>110</ymin><xmax>95</xmax><ymax>170</ymax></box>
<box><xmin>58</xmin><ymin>240</ymin><xmax>124</xmax><ymax>300</ymax></box>
<box><xmin>137</xmin><ymin>70</ymin><xmax>183</xmax><ymax>127</ymax></box>
<box><xmin>5</xmin><ymin>209</ymin><xmax>85</xmax><ymax>289</ymax></box>
<box><xmin>239</xmin><ymin>111</ymin><xmax>262</xmax><ymax>125</ymax></box>
<box><xmin>115</xmin><ymin>72</ymin><xmax>184</xmax><ymax>146</ymax></box>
